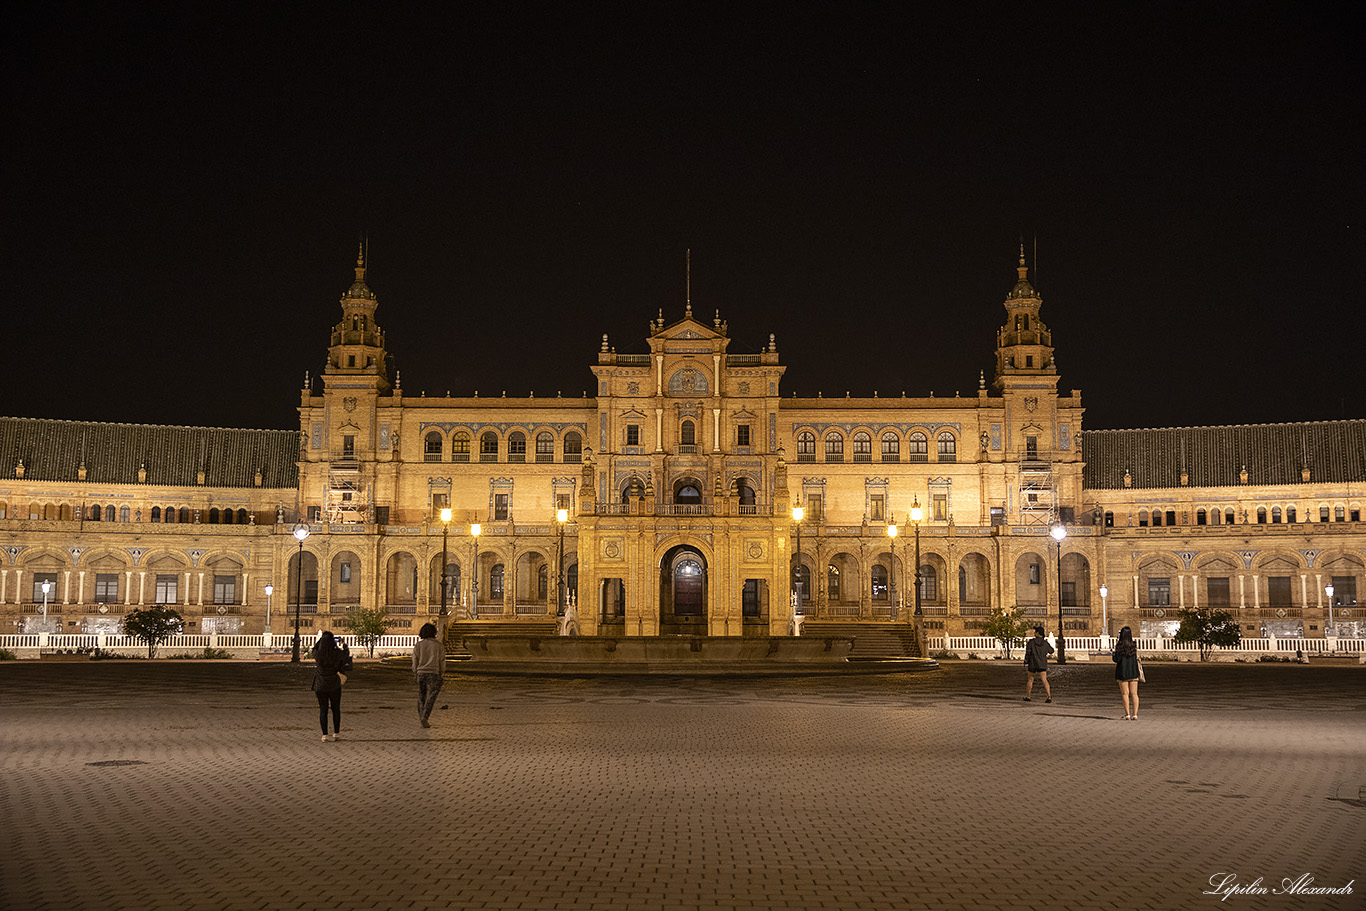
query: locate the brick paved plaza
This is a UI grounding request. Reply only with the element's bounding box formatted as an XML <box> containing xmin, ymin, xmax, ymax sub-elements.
<box><xmin>1</xmin><ymin>659</ymin><xmax>1361</xmax><ymax>911</ymax></box>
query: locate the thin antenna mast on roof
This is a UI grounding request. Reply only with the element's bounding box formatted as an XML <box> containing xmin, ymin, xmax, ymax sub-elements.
<box><xmin>685</xmin><ymin>248</ymin><xmax>692</xmax><ymax>318</ymax></box>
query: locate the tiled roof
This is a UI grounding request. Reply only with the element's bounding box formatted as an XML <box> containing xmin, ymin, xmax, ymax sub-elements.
<box><xmin>1080</xmin><ymin>420</ymin><xmax>1366</xmax><ymax>490</ymax></box>
<box><xmin>1</xmin><ymin>417</ymin><xmax>300</xmax><ymax>489</ymax></box>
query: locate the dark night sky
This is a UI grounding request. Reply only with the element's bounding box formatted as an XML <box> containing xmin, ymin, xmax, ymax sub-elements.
<box><xmin>4</xmin><ymin>3</ymin><xmax>1362</xmax><ymax>433</ymax></box>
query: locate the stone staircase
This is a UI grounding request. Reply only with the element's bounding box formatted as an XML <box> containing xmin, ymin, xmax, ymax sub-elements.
<box><xmin>800</xmin><ymin>622</ymin><xmax>923</xmax><ymax>658</ymax></box>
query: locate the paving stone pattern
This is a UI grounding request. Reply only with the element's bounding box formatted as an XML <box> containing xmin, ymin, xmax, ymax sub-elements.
<box><xmin>1</xmin><ymin>660</ymin><xmax>1362</xmax><ymax>911</ymax></box>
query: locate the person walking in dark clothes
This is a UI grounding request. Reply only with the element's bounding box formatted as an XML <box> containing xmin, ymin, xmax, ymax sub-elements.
<box><xmin>1113</xmin><ymin>626</ymin><xmax>1143</xmax><ymax>720</ymax></box>
<box><xmin>412</xmin><ymin>622</ymin><xmax>447</xmax><ymax>728</ymax></box>
<box><xmin>311</xmin><ymin>630</ymin><xmax>352</xmax><ymax>742</ymax></box>
<box><xmin>1023</xmin><ymin>626</ymin><xmax>1054</xmax><ymax>703</ymax></box>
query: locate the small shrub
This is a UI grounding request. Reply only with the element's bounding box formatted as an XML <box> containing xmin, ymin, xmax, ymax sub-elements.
<box><xmin>929</xmin><ymin>649</ymin><xmax>956</xmax><ymax>660</ymax></box>
<box><xmin>89</xmin><ymin>649</ymin><xmax>139</xmax><ymax>660</ymax></box>
<box><xmin>168</xmin><ymin>647</ymin><xmax>232</xmax><ymax>660</ymax></box>
<box><xmin>0</xmin><ymin>648</ymin><xmax>17</xmax><ymax>661</ymax></box>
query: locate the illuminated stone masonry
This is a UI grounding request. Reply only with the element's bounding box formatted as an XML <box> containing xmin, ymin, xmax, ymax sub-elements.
<box><xmin>2</xmin><ymin>248</ymin><xmax>1361</xmax><ymax>644</ymax></box>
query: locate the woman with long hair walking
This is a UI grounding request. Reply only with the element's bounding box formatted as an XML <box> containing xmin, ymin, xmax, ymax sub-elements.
<box><xmin>1113</xmin><ymin>626</ymin><xmax>1142</xmax><ymax>720</ymax></box>
<box><xmin>311</xmin><ymin>630</ymin><xmax>352</xmax><ymax>741</ymax></box>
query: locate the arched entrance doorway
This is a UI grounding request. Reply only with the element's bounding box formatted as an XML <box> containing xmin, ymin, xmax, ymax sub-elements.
<box><xmin>659</xmin><ymin>544</ymin><xmax>708</xmax><ymax>635</ymax></box>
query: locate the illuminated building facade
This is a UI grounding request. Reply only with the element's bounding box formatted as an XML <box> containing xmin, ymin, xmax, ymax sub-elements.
<box><xmin>3</xmin><ymin>251</ymin><xmax>1362</xmax><ymax>646</ymax></box>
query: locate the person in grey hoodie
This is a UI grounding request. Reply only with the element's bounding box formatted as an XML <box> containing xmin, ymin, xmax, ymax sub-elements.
<box><xmin>1023</xmin><ymin>626</ymin><xmax>1054</xmax><ymax>703</ymax></box>
<box><xmin>412</xmin><ymin>622</ymin><xmax>447</xmax><ymax>728</ymax></box>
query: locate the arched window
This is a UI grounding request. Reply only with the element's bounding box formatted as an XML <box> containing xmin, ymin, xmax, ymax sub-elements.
<box><xmin>535</xmin><ymin>432</ymin><xmax>554</xmax><ymax>462</ymax></box>
<box><xmin>734</xmin><ymin>478</ymin><xmax>756</xmax><ymax>507</ymax></box>
<box><xmin>1152</xmin><ymin>511</ymin><xmax>1162</xmax><ymax>527</ymax></box>
<box><xmin>1271</xmin><ymin>506</ymin><xmax>1282</xmax><ymax>523</ymax></box>
<box><xmin>480</xmin><ymin>432</ymin><xmax>499</xmax><ymax>462</ymax></box>
<box><xmin>937</xmin><ymin>432</ymin><xmax>957</xmax><ymax>462</ymax></box>
<box><xmin>563</xmin><ymin>432</ymin><xmax>582</xmax><ymax>463</ymax></box>
<box><xmin>119</xmin><ymin>506</ymin><xmax>130</xmax><ymax>522</ymax></box>
<box><xmin>852</xmin><ymin>431</ymin><xmax>872</xmax><ymax>462</ymax></box>
<box><xmin>825</xmin><ymin>432</ymin><xmax>844</xmax><ymax>462</ymax></box>
<box><xmin>208</xmin><ymin>507</ymin><xmax>220</xmax><ymax>524</ymax></box>
<box><xmin>871</xmin><ymin>564</ymin><xmax>889</xmax><ymax>602</ymax></box>
<box><xmin>920</xmin><ymin>564</ymin><xmax>938</xmax><ymax>601</ymax></box>
<box><xmin>90</xmin><ymin>504</ymin><xmax>102</xmax><ymax>521</ymax></box>
<box><xmin>796</xmin><ymin>431</ymin><xmax>816</xmax><ymax>462</ymax></box>
<box><xmin>151</xmin><ymin>506</ymin><xmax>162</xmax><ymax>522</ymax></box>
<box><xmin>1103</xmin><ymin>511</ymin><xmax>1114</xmax><ymax>527</ymax></box>
<box><xmin>1196</xmin><ymin>508</ymin><xmax>1207</xmax><ymax>526</ymax></box>
<box><xmin>179</xmin><ymin>507</ymin><xmax>190</xmax><ymax>523</ymax></box>
<box><xmin>1225</xmin><ymin>508</ymin><xmax>1236</xmax><ymax>525</ymax></box>
<box><xmin>452</xmin><ymin>432</ymin><xmax>471</xmax><ymax>462</ymax></box>
<box><xmin>1138</xmin><ymin>510</ymin><xmax>1149</xmax><ymax>527</ymax></box>
<box><xmin>106</xmin><ymin>504</ymin><xmax>117</xmax><ymax>521</ymax></box>
<box><xmin>1286</xmin><ymin>505</ymin><xmax>1297</xmax><ymax>523</ymax></box>
<box><xmin>881</xmin><ymin>432</ymin><xmax>900</xmax><ymax>462</ymax></box>
<box><xmin>1257</xmin><ymin>507</ymin><xmax>1267</xmax><ymax>524</ymax></box>
<box><xmin>424</xmin><ymin>432</ymin><xmax>443</xmax><ymax>462</ymax></box>
<box><xmin>508</xmin><ymin>432</ymin><xmax>527</xmax><ymax>463</ymax></box>
<box><xmin>680</xmin><ymin>420</ymin><xmax>696</xmax><ymax>448</ymax></box>
<box><xmin>1335</xmin><ymin>505</ymin><xmax>1346</xmax><ymax>521</ymax></box>
<box><xmin>490</xmin><ymin>564</ymin><xmax>505</xmax><ymax>600</ymax></box>
<box><xmin>223</xmin><ymin>508</ymin><xmax>234</xmax><ymax>525</ymax></box>
<box><xmin>827</xmin><ymin>564</ymin><xmax>841</xmax><ymax>600</ymax></box>
<box><xmin>675</xmin><ymin>482</ymin><xmax>702</xmax><ymax>505</ymax></box>
<box><xmin>909</xmin><ymin>432</ymin><xmax>928</xmax><ymax>462</ymax></box>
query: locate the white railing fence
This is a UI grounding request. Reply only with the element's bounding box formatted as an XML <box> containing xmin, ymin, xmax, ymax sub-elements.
<box><xmin>0</xmin><ymin>633</ymin><xmax>420</xmax><ymax>657</ymax></box>
<box><xmin>927</xmin><ymin>635</ymin><xmax>1365</xmax><ymax>658</ymax></box>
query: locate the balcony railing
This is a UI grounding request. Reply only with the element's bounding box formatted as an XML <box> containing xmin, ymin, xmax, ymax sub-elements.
<box><xmin>597</xmin><ymin>503</ymin><xmax>774</xmax><ymax>517</ymax></box>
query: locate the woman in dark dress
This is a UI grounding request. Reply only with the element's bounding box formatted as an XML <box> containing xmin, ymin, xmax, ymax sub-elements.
<box><xmin>312</xmin><ymin>631</ymin><xmax>352</xmax><ymax>741</ymax></box>
<box><xmin>1113</xmin><ymin>626</ymin><xmax>1141</xmax><ymax>720</ymax></box>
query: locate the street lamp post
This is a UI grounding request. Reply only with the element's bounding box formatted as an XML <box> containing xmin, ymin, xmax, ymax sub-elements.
<box><xmin>886</xmin><ymin>518</ymin><xmax>898</xmax><ymax>621</ymax></box>
<box><xmin>792</xmin><ymin>506</ymin><xmax>804</xmax><ymax>617</ymax></box>
<box><xmin>439</xmin><ymin>507</ymin><xmax>452</xmax><ymax>624</ymax></box>
<box><xmin>911</xmin><ymin>498</ymin><xmax>925</xmax><ymax>658</ymax></box>
<box><xmin>557</xmin><ymin>508</ymin><xmax>569</xmax><ymax>616</ymax></box>
<box><xmin>290</xmin><ymin>523</ymin><xmax>310</xmax><ymax>663</ymax></box>
<box><xmin>470</xmin><ymin>523</ymin><xmax>481</xmax><ymax>620</ymax></box>
<box><xmin>1051</xmin><ymin>521</ymin><xmax>1068</xmax><ymax>664</ymax></box>
<box><xmin>1099</xmin><ymin>583</ymin><xmax>1109</xmax><ymax>644</ymax></box>
<box><xmin>40</xmin><ymin>579</ymin><xmax>52</xmax><ymax>633</ymax></box>
<box><xmin>1325</xmin><ymin>584</ymin><xmax>1335</xmax><ymax>640</ymax></box>
<box><xmin>263</xmin><ymin>583</ymin><xmax>274</xmax><ymax>643</ymax></box>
